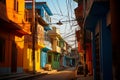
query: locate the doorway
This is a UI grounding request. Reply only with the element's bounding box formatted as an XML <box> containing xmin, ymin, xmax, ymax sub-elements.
<box><xmin>11</xmin><ymin>41</ymin><xmax>17</xmax><ymax>73</ymax></box>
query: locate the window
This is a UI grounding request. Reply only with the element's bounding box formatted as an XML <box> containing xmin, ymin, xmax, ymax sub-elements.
<box><xmin>0</xmin><ymin>37</ymin><xmax>5</xmax><ymax>63</ymax></box>
<box><xmin>14</xmin><ymin>0</ymin><xmax>18</xmax><ymax>12</ymax></box>
<box><xmin>48</xmin><ymin>55</ymin><xmax>51</xmax><ymax>63</ymax></box>
<box><xmin>0</xmin><ymin>0</ymin><xmax>6</xmax><ymax>4</ymax></box>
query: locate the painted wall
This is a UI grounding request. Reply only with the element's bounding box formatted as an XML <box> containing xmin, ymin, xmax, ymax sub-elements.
<box><xmin>111</xmin><ymin>1</ymin><xmax>120</xmax><ymax>79</ymax></box>
<box><xmin>0</xmin><ymin>0</ymin><xmax>30</xmax><ymax>74</ymax></box>
<box><xmin>86</xmin><ymin>43</ymin><xmax>93</xmax><ymax>75</ymax></box>
<box><xmin>41</xmin><ymin>51</ymin><xmax>47</xmax><ymax>68</ymax></box>
<box><xmin>23</xmin><ymin>43</ymin><xmax>41</xmax><ymax>72</ymax></box>
<box><xmin>0</xmin><ymin>30</ymin><xmax>13</xmax><ymax>73</ymax></box>
<box><xmin>23</xmin><ymin>23</ymin><xmax>45</xmax><ymax>72</ymax></box>
<box><xmin>47</xmin><ymin>52</ymin><xmax>60</xmax><ymax>69</ymax></box>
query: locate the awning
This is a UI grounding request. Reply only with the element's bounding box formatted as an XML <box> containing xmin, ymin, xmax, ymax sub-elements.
<box><xmin>42</xmin><ymin>47</ymin><xmax>51</xmax><ymax>52</ymax></box>
<box><xmin>47</xmin><ymin>50</ymin><xmax>60</xmax><ymax>54</ymax></box>
<box><xmin>42</xmin><ymin>4</ymin><xmax>53</xmax><ymax>16</ymax></box>
<box><xmin>44</xmin><ymin>26</ymin><xmax>51</xmax><ymax>31</ymax></box>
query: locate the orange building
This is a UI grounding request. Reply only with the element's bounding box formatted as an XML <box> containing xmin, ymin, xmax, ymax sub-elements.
<box><xmin>74</xmin><ymin>1</ymin><xmax>93</xmax><ymax>76</ymax></box>
<box><xmin>0</xmin><ymin>0</ymin><xmax>31</xmax><ymax>74</ymax></box>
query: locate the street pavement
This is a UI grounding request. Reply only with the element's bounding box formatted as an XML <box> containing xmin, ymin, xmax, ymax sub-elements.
<box><xmin>0</xmin><ymin>67</ymin><xmax>93</xmax><ymax>80</ymax></box>
<box><xmin>77</xmin><ymin>75</ymin><xmax>93</xmax><ymax>80</ymax></box>
<box><xmin>31</xmin><ymin>67</ymin><xmax>93</xmax><ymax>80</ymax></box>
<box><xmin>31</xmin><ymin>67</ymin><xmax>75</xmax><ymax>80</ymax></box>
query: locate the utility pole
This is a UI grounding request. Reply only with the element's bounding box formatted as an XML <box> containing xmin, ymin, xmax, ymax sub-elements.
<box><xmin>83</xmin><ymin>0</ymin><xmax>87</xmax><ymax>77</ymax></box>
<box><xmin>75</xmin><ymin>29</ymin><xmax>77</xmax><ymax>66</ymax></box>
<box><xmin>32</xmin><ymin>0</ymin><xmax>36</xmax><ymax>74</ymax></box>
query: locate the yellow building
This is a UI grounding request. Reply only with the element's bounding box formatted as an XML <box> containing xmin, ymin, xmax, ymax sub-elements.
<box><xmin>0</xmin><ymin>0</ymin><xmax>30</xmax><ymax>74</ymax></box>
<box><xmin>23</xmin><ymin>9</ymin><xmax>45</xmax><ymax>72</ymax></box>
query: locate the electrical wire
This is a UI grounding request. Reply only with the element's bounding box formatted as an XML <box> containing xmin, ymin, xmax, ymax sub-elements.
<box><xmin>51</xmin><ymin>0</ymin><xmax>59</xmax><ymax>16</ymax></box>
<box><xmin>63</xmin><ymin>33</ymin><xmax>75</xmax><ymax>39</ymax></box>
<box><xmin>66</xmin><ymin>0</ymin><xmax>71</xmax><ymax>29</ymax></box>
<box><xmin>56</xmin><ymin>0</ymin><xmax>63</xmax><ymax>16</ymax></box>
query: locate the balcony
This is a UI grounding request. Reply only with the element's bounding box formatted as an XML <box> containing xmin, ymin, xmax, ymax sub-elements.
<box><xmin>56</xmin><ymin>46</ymin><xmax>61</xmax><ymax>53</ymax></box>
<box><xmin>36</xmin><ymin>24</ymin><xmax>45</xmax><ymax>48</ymax></box>
<box><xmin>52</xmin><ymin>43</ymin><xmax>61</xmax><ymax>53</ymax></box>
<box><xmin>48</xmin><ymin>28</ymin><xmax>60</xmax><ymax>38</ymax></box>
<box><xmin>0</xmin><ymin>2</ymin><xmax>24</xmax><ymax>31</ymax></box>
<box><xmin>63</xmin><ymin>43</ymin><xmax>66</xmax><ymax>50</ymax></box>
<box><xmin>0</xmin><ymin>1</ymin><xmax>31</xmax><ymax>35</ymax></box>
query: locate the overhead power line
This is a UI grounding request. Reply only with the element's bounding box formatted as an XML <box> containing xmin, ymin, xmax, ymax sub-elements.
<box><xmin>51</xmin><ymin>0</ymin><xmax>59</xmax><ymax>15</ymax></box>
<box><xmin>63</xmin><ymin>33</ymin><xmax>75</xmax><ymax>39</ymax></box>
<box><xmin>56</xmin><ymin>0</ymin><xmax>63</xmax><ymax>16</ymax></box>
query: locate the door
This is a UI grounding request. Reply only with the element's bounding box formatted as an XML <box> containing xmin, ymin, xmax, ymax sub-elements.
<box><xmin>11</xmin><ymin>41</ymin><xmax>17</xmax><ymax>73</ymax></box>
<box><xmin>41</xmin><ymin>51</ymin><xmax>47</xmax><ymax>68</ymax></box>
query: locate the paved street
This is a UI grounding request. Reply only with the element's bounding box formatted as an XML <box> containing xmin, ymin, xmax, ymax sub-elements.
<box><xmin>30</xmin><ymin>67</ymin><xmax>93</xmax><ymax>80</ymax></box>
<box><xmin>31</xmin><ymin>67</ymin><xmax>75</xmax><ymax>80</ymax></box>
<box><xmin>77</xmin><ymin>75</ymin><xmax>93</xmax><ymax>80</ymax></box>
<box><xmin>0</xmin><ymin>67</ymin><xmax>93</xmax><ymax>80</ymax></box>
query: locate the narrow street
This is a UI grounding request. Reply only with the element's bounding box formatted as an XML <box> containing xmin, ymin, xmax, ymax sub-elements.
<box><xmin>32</xmin><ymin>67</ymin><xmax>75</xmax><ymax>80</ymax></box>
<box><xmin>30</xmin><ymin>67</ymin><xmax>93</xmax><ymax>80</ymax></box>
<box><xmin>0</xmin><ymin>0</ymin><xmax>117</xmax><ymax>80</ymax></box>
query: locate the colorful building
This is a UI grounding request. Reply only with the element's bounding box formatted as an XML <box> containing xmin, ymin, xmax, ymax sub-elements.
<box><xmin>47</xmin><ymin>27</ymin><xmax>62</xmax><ymax>69</ymax></box>
<box><xmin>60</xmin><ymin>40</ymin><xmax>67</xmax><ymax>67</ymax></box>
<box><xmin>0</xmin><ymin>0</ymin><xmax>31</xmax><ymax>74</ymax></box>
<box><xmin>24</xmin><ymin>1</ymin><xmax>53</xmax><ymax>72</ymax></box>
<box><xmin>74</xmin><ymin>0</ymin><xmax>111</xmax><ymax>80</ymax></box>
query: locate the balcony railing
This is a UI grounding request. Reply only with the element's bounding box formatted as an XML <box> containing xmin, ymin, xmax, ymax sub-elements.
<box><xmin>56</xmin><ymin>46</ymin><xmax>61</xmax><ymax>53</ymax></box>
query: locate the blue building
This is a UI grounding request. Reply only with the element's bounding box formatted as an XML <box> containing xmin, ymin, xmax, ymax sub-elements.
<box><xmin>25</xmin><ymin>2</ymin><xmax>53</xmax><ymax>68</ymax></box>
<box><xmin>84</xmin><ymin>2</ymin><xmax>111</xmax><ymax>80</ymax></box>
<box><xmin>74</xmin><ymin>0</ymin><xmax>111</xmax><ymax>80</ymax></box>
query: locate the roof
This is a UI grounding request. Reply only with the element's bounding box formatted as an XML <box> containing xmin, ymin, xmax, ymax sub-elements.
<box><xmin>25</xmin><ymin>2</ymin><xmax>53</xmax><ymax>16</ymax></box>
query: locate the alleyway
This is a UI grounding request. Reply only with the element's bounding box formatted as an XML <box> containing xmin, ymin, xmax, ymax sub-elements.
<box><xmin>1</xmin><ymin>0</ymin><xmax>116</xmax><ymax>80</ymax></box>
<box><xmin>31</xmin><ymin>67</ymin><xmax>93</xmax><ymax>80</ymax></box>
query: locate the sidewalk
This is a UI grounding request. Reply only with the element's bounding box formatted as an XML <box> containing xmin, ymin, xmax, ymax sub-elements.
<box><xmin>77</xmin><ymin>75</ymin><xmax>93</xmax><ymax>80</ymax></box>
<box><xmin>0</xmin><ymin>72</ymin><xmax>47</xmax><ymax>80</ymax></box>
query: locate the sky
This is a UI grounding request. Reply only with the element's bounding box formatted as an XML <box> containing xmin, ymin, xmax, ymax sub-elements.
<box><xmin>36</xmin><ymin>0</ymin><xmax>79</xmax><ymax>48</ymax></box>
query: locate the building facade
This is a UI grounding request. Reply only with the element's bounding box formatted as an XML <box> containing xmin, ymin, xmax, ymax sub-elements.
<box><xmin>47</xmin><ymin>27</ymin><xmax>61</xmax><ymax>69</ymax></box>
<box><xmin>74</xmin><ymin>0</ymin><xmax>111</xmax><ymax>80</ymax></box>
<box><xmin>23</xmin><ymin>1</ymin><xmax>52</xmax><ymax>72</ymax></box>
<box><xmin>0</xmin><ymin>0</ymin><xmax>31</xmax><ymax>74</ymax></box>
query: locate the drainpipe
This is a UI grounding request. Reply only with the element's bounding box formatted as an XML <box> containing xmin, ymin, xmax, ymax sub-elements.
<box><xmin>32</xmin><ymin>0</ymin><xmax>36</xmax><ymax>74</ymax></box>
